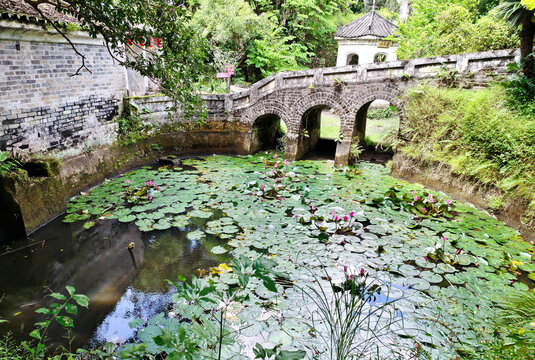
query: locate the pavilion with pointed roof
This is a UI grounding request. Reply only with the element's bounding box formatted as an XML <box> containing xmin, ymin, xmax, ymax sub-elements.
<box><xmin>335</xmin><ymin>10</ymin><xmax>399</xmax><ymax>67</ymax></box>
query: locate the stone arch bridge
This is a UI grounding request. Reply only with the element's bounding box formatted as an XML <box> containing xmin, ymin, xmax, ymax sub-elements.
<box><xmin>137</xmin><ymin>49</ymin><xmax>518</xmax><ymax>165</ymax></box>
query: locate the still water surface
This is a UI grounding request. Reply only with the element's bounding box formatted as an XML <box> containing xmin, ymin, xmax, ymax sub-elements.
<box><xmin>0</xmin><ymin>209</ymin><xmax>227</xmax><ymax>348</ymax></box>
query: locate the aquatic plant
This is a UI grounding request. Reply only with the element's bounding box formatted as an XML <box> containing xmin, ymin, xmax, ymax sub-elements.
<box><xmin>371</xmin><ymin>186</ymin><xmax>455</xmax><ymax>218</ymax></box>
<box><xmin>299</xmin><ymin>265</ymin><xmax>401</xmax><ymax>360</ymax></box>
<box><xmin>52</xmin><ymin>152</ymin><xmax>535</xmax><ymax>357</ymax></box>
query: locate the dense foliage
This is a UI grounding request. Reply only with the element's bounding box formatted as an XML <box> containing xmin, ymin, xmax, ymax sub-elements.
<box><xmin>188</xmin><ymin>0</ymin><xmax>381</xmax><ymax>81</ymax></box>
<box><xmin>401</xmin><ymin>84</ymin><xmax>535</xmax><ymax>224</ymax></box>
<box><xmin>395</xmin><ymin>0</ymin><xmax>519</xmax><ymax>59</ymax></box>
<box><xmin>495</xmin><ymin>0</ymin><xmax>535</xmax><ymax>78</ymax></box>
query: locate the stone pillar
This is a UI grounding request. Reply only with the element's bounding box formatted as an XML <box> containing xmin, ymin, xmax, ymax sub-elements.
<box><xmin>334</xmin><ymin>140</ymin><xmax>351</xmax><ymax>166</ymax></box>
<box><xmin>285</xmin><ymin>134</ymin><xmax>300</xmax><ymax>161</ymax></box>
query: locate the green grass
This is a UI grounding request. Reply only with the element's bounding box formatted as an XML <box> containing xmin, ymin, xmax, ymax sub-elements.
<box><xmin>320</xmin><ymin>110</ymin><xmax>340</xmax><ymax>139</ymax></box>
<box><xmin>319</xmin><ymin>108</ymin><xmax>399</xmax><ymax>145</ymax></box>
<box><xmin>366</xmin><ymin>116</ymin><xmax>399</xmax><ymax>144</ymax></box>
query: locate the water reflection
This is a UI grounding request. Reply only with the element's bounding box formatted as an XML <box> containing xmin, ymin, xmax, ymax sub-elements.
<box><xmin>90</xmin><ymin>287</ymin><xmax>174</xmax><ymax>346</ymax></box>
<box><xmin>0</xmin><ymin>210</ymin><xmax>228</xmax><ymax>349</ymax></box>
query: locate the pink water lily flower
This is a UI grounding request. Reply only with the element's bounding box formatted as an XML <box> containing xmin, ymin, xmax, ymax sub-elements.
<box><xmin>344</xmin><ymin>266</ymin><xmax>348</xmax><ymax>272</ymax></box>
<box><xmin>422</xmin><ymin>207</ymin><xmax>426</xmax><ymax>212</ymax></box>
<box><xmin>274</xmin><ymin>163</ymin><xmax>279</xmax><ymax>168</ymax></box>
<box><xmin>424</xmin><ymin>256</ymin><xmax>428</xmax><ymax>262</ymax></box>
<box><xmin>332</xmin><ymin>210</ymin><xmax>336</xmax><ymax>217</ymax></box>
<box><xmin>261</xmin><ymin>184</ymin><xmax>265</xmax><ymax>190</ymax></box>
<box><xmin>414</xmin><ymin>196</ymin><xmax>419</xmax><ymax>201</ymax></box>
<box><xmin>147</xmin><ymin>195</ymin><xmax>152</xmax><ymax>200</ymax></box>
<box><xmin>360</xmin><ymin>268</ymin><xmax>366</xmax><ymax>276</ymax></box>
<box><xmin>284</xmin><ymin>159</ymin><xmax>289</xmax><ymax>166</ymax></box>
<box><xmin>446</xmin><ymin>199</ymin><xmax>452</xmax><ymax>205</ymax></box>
<box><xmin>334</xmin><ymin>216</ymin><xmax>339</xmax><ymax>222</ymax></box>
<box><xmin>343</xmin><ymin>215</ymin><xmax>348</xmax><ymax>221</ymax></box>
<box><xmin>349</xmin><ymin>211</ymin><xmax>355</xmax><ymax>217</ymax></box>
<box><xmin>273</xmin><ymin>154</ymin><xmax>278</xmax><ymax>159</ymax></box>
<box><xmin>442</xmin><ymin>236</ymin><xmax>447</xmax><ymax>242</ymax></box>
<box><xmin>125</xmin><ymin>179</ymin><xmax>131</xmax><ymax>184</ymax></box>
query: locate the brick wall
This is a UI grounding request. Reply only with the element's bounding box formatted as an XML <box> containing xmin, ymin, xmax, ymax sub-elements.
<box><xmin>0</xmin><ymin>25</ymin><xmax>127</xmax><ymax>153</ymax></box>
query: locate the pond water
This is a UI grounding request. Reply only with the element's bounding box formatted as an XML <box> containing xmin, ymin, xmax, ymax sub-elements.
<box><xmin>0</xmin><ymin>200</ymin><xmax>229</xmax><ymax>349</ymax></box>
<box><xmin>1</xmin><ymin>154</ymin><xmax>534</xmax><ymax>358</ymax></box>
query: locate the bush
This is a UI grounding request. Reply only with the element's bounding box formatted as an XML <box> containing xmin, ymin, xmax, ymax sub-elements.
<box><xmin>501</xmin><ymin>73</ymin><xmax>535</xmax><ymax>117</ymax></box>
<box><xmin>367</xmin><ymin>106</ymin><xmax>394</xmax><ymax>119</ymax></box>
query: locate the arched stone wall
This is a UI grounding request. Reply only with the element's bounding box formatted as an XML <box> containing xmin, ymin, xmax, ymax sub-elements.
<box><xmin>241</xmin><ymin>101</ymin><xmax>295</xmax><ymax>157</ymax></box>
<box><xmin>334</xmin><ymin>85</ymin><xmax>404</xmax><ymax>165</ymax></box>
<box><xmin>350</xmin><ymin>88</ymin><xmax>405</xmax><ymax>140</ymax></box>
<box><xmin>287</xmin><ymin>90</ymin><xmax>353</xmax><ymax>160</ymax></box>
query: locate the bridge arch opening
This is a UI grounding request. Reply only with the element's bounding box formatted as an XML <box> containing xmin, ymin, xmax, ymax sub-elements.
<box><xmin>352</xmin><ymin>99</ymin><xmax>400</xmax><ymax>162</ymax></box>
<box><xmin>300</xmin><ymin>105</ymin><xmax>341</xmax><ymax>160</ymax></box>
<box><xmin>251</xmin><ymin>114</ymin><xmax>287</xmax><ymax>153</ymax></box>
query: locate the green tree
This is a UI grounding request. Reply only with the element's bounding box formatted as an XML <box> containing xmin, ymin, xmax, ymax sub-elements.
<box><xmin>496</xmin><ymin>0</ymin><xmax>535</xmax><ymax>78</ymax></box>
<box><xmin>246</xmin><ymin>21</ymin><xmax>311</xmax><ymax>77</ymax></box>
<box><xmin>396</xmin><ymin>0</ymin><xmax>519</xmax><ymax>59</ymax></box>
<box><xmin>248</xmin><ymin>0</ymin><xmax>354</xmax><ymax>68</ymax></box>
<box><xmin>22</xmin><ymin>0</ymin><xmax>207</xmax><ymax>117</ymax></box>
<box><xmin>190</xmin><ymin>0</ymin><xmax>268</xmax><ymax>71</ymax></box>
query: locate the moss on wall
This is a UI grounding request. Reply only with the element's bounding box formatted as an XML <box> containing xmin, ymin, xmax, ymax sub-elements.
<box><xmin>2</xmin><ymin>125</ymin><xmax>251</xmax><ymax>238</ymax></box>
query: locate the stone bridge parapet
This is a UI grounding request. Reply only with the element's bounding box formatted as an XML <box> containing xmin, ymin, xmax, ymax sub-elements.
<box><xmin>134</xmin><ymin>48</ymin><xmax>519</xmax><ymax>165</ymax></box>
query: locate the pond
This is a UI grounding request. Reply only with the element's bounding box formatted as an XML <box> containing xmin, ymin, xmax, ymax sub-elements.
<box><xmin>1</xmin><ymin>153</ymin><xmax>534</xmax><ymax>359</ymax></box>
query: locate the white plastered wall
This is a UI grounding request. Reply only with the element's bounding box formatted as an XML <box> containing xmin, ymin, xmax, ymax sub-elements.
<box><xmin>335</xmin><ymin>37</ymin><xmax>398</xmax><ymax>66</ymax></box>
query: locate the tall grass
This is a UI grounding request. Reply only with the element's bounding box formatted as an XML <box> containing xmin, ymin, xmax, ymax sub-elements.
<box><xmin>401</xmin><ymin>84</ymin><xmax>535</xmax><ymax>220</ymax></box>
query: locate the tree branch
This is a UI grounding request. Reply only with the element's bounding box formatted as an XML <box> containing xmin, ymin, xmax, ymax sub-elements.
<box><xmin>25</xmin><ymin>0</ymin><xmax>92</xmax><ymax>76</ymax></box>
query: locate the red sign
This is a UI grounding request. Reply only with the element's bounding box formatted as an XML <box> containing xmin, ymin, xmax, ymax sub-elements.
<box><xmin>216</xmin><ymin>72</ymin><xmax>230</xmax><ymax>78</ymax></box>
<box><xmin>127</xmin><ymin>36</ymin><xmax>163</xmax><ymax>49</ymax></box>
<box><xmin>224</xmin><ymin>64</ymin><xmax>235</xmax><ymax>75</ymax></box>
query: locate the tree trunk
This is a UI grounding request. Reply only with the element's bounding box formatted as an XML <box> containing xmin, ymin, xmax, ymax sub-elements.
<box><xmin>520</xmin><ymin>15</ymin><xmax>535</xmax><ymax>79</ymax></box>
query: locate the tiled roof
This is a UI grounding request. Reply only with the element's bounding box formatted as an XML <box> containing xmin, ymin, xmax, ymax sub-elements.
<box><xmin>0</xmin><ymin>0</ymin><xmax>77</xmax><ymax>24</ymax></box>
<box><xmin>335</xmin><ymin>11</ymin><xmax>398</xmax><ymax>39</ymax></box>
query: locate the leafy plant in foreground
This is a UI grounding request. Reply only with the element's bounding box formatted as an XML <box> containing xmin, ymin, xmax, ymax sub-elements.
<box><xmin>0</xmin><ymin>151</ymin><xmax>20</xmax><ymax>176</ymax></box>
<box><xmin>157</xmin><ymin>256</ymin><xmax>287</xmax><ymax>359</ymax></box>
<box><xmin>22</xmin><ymin>286</ymin><xmax>89</xmax><ymax>359</ymax></box>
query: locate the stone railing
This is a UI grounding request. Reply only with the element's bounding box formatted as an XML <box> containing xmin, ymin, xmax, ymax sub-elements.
<box><xmin>227</xmin><ymin>48</ymin><xmax>518</xmax><ymax>111</ymax></box>
<box><xmin>130</xmin><ymin>48</ymin><xmax>519</xmax><ymax>121</ymax></box>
